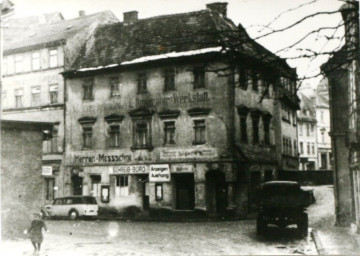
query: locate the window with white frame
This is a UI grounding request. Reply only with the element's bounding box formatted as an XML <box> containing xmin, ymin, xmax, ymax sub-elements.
<box><xmin>164</xmin><ymin>121</ymin><xmax>175</xmax><ymax>144</ymax></box>
<box><xmin>193</xmin><ymin>119</ymin><xmax>206</xmax><ymax>145</ymax></box>
<box><xmin>108</xmin><ymin>125</ymin><xmax>120</xmax><ymax>147</ymax></box>
<box><xmin>91</xmin><ymin>175</ymin><xmax>101</xmax><ymax>197</ymax></box>
<box><xmin>15</xmin><ymin>55</ymin><xmax>23</xmax><ymax>73</ymax></box>
<box><xmin>115</xmin><ymin>175</ymin><xmax>129</xmax><ymax>196</ymax></box>
<box><xmin>32</xmin><ymin>52</ymin><xmax>40</xmax><ymax>71</ymax></box>
<box><xmin>15</xmin><ymin>88</ymin><xmax>23</xmax><ymax>108</ymax></box>
<box><xmin>31</xmin><ymin>86</ymin><xmax>41</xmax><ymax>106</ymax></box>
<box><xmin>49</xmin><ymin>84</ymin><xmax>58</xmax><ymax>104</ymax></box>
<box><xmin>49</xmin><ymin>49</ymin><xmax>58</xmax><ymax>68</ymax></box>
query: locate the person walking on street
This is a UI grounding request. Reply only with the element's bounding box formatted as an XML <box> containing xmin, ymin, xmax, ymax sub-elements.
<box><xmin>24</xmin><ymin>213</ymin><xmax>48</xmax><ymax>255</ymax></box>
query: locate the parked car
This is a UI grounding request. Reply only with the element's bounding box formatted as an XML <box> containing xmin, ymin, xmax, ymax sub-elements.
<box><xmin>45</xmin><ymin>196</ymin><xmax>98</xmax><ymax>220</ymax></box>
<box><xmin>255</xmin><ymin>181</ymin><xmax>309</xmax><ymax>237</ymax></box>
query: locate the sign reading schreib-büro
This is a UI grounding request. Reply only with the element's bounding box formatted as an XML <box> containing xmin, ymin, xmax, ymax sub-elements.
<box><xmin>109</xmin><ymin>165</ymin><xmax>148</xmax><ymax>174</ymax></box>
<box><xmin>149</xmin><ymin>164</ymin><xmax>170</xmax><ymax>182</ymax></box>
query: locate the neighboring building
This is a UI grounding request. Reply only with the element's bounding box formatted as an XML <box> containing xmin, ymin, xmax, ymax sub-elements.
<box><xmin>322</xmin><ymin>1</ymin><xmax>359</xmax><ymax>230</ymax></box>
<box><xmin>1</xmin><ymin>11</ymin><xmax>118</xmax><ymax>205</ymax></box>
<box><xmin>315</xmin><ymin>79</ymin><xmax>332</xmax><ymax>170</ymax></box>
<box><xmin>297</xmin><ymin>92</ymin><xmax>317</xmax><ymax>170</ymax></box>
<box><xmin>62</xmin><ymin>2</ymin><xmax>299</xmax><ymax>217</ymax></box>
<box><xmin>1</xmin><ymin>120</ymin><xmax>53</xmax><ymax>238</ymax></box>
<box><xmin>297</xmin><ymin>79</ymin><xmax>332</xmax><ymax>171</ymax></box>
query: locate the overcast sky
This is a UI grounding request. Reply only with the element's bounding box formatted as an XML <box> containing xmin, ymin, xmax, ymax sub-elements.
<box><xmin>7</xmin><ymin>0</ymin><xmax>345</xmax><ymax>89</ymax></box>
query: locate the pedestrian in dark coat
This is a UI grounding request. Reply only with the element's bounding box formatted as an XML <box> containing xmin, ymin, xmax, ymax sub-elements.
<box><xmin>25</xmin><ymin>213</ymin><xmax>48</xmax><ymax>255</ymax></box>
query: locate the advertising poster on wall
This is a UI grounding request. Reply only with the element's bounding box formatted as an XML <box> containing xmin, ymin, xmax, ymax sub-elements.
<box><xmin>149</xmin><ymin>164</ymin><xmax>170</xmax><ymax>182</ymax></box>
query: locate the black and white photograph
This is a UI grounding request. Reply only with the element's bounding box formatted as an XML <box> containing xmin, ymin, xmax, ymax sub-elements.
<box><xmin>0</xmin><ymin>0</ymin><xmax>359</xmax><ymax>255</ymax></box>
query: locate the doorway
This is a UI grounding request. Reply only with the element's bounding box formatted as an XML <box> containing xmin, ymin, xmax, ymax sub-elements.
<box><xmin>71</xmin><ymin>175</ymin><xmax>83</xmax><ymax>195</ymax></box>
<box><xmin>205</xmin><ymin>170</ymin><xmax>227</xmax><ymax>216</ymax></box>
<box><xmin>174</xmin><ymin>173</ymin><xmax>195</xmax><ymax>210</ymax></box>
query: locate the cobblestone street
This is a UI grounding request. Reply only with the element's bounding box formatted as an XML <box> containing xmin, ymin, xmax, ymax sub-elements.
<box><xmin>1</xmin><ymin>219</ymin><xmax>317</xmax><ymax>256</ymax></box>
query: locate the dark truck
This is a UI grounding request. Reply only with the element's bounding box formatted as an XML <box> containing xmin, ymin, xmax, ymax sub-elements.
<box><xmin>255</xmin><ymin>181</ymin><xmax>309</xmax><ymax>237</ymax></box>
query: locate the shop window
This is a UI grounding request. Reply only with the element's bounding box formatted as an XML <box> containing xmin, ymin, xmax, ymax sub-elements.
<box><xmin>110</xmin><ymin>77</ymin><xmax>121</xmax><ymax>97</ymax></box>
<box><xmin>252</xmin><ymin>115</ymin><xmax>259</xmax><ymax>144</ymax></box>
<box><xmin>193</xmin><ymin>119</ymin><xmax>206</xmax><ymax>145</ymax></box>
<box><xmin>49</xmin><ymin>49</ymin><xmax>58</xmax><ymax>68</ymax></box>
<box><xmin>164</xmin><ymin>69</ymin><xmax>175</xmax><ymax>91</ymax></box>
<box><xmin>155</xmin><ymin>183</ymin><xmax>163</xmax><ymax>201</ymax></box>
<box><xmin>31</xmin><ymin>86</ymin><xmax>41</xmax><ymax>106</ymax></box>
<box><xmin>83</xmin><ymin>78</ymin><xmax>94</xmax><ymax>101</ymax></box>
<box><xmin>115</xmin><ymin>175</ymin><xmax>129</xmax><ymax>197</ymax></box>
<box><xmin>15</xmin><ymin>88</ymin><xmax>23</xmax><ymax>108</ymax></box>
<box><xmin>44</xmin><ymin>178</ymin><xmax>55</xmax><ymax>201</ymax></box>
<box><xmin>49</xmin><ymin>84</ymin><xmax>58</xmax><ymax>104</ymax></box>
<box><xmin>164</xmin><ymin>121</ymin><xmax>175</xmax><ymax>145</ymax></box>
<box><xmin>32</xmin><ymin>52</ymin><xmax>40</xmax><ymax>71</ymax></box>
<box><xmin>137</xmin><ymin>73</ymin><xmax>147</xmax><ymax>94</ymax></box>
<box><xmin>193</xmin><ymin>67</ymin><xmax>205</xmax><ymax>89</ymax></box>
<box><xmin>91</xmin><ymin>175</ymin><xmax>101</xmax><ymax>197</ymax></box>
<box><xmin>15</xmin><ymin>55</ymin><xmax>23</xmax><ymax>73</ymax></box>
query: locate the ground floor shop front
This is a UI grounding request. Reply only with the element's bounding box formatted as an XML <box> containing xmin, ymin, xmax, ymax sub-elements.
<box><xmin>66</xmin><ymin>162</ymin><xmax>239</xmax><ymax>217</ymax></box>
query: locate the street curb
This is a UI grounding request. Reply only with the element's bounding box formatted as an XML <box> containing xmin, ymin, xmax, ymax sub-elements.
<box><xmin>311</xmin><ymin>229</ymin><xmax>326</xmax><ymax>255</ymax></box>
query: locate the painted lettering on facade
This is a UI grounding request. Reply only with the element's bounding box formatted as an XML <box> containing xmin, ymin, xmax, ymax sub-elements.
<box><xmin>160</xmin><ymin>148</ymin><xmax>218</xmax><ymax>160</ymax></box>
<box><xmin>71</xmin><ymin>102</ymin><xmax>124</xmax><ymax>114</ymax></box>
<box><xmin>149</xmin><ymin>164</ymin><xmax>170</xmax><ymax>182</ymax></box>
<box><xmin>171</xmin><ymin>164</ymin><xmax>193</xmax><ymax>173</ymax></box>
<box><xmin>134</xmin><ymin>91</ymin><xmax>209</xmax><ymax>108</ymax></box>
<box><xmin>72</xmin><ymin>153</ymin><xmax>132</xmax><ymax>164</ymax></box>
<box><xmin>110</xmin><ymin>165</ymin><xmax>148</xmax><ymax>174</ymax></box>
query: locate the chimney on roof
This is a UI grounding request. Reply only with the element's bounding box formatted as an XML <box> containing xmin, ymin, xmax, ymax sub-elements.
<box><xmin>123</xmin><ymin>11</ymin><xmax>138</xmax><ymax>25</ymax></box>
<box><xmin>206</xmin><ymin>2</ymin><xmax>228</xmax><ymax>17</ymax></box>
<box><xmin>79</xmin><ymin>10</ymin><xmax>86</xmax><ymax>17</ymax></box>
<box><xmin>340</xmin><ymin>2</ymin><xmax>359</xmax><ymax>54</ymax></box>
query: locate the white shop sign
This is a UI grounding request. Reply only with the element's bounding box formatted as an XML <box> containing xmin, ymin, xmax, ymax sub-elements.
<box><xmin>149</xmin><ymin>164</ymin><xmax>170</xmax><ymax>182</ymax></box>
<box><xmin>42</xmin><ymin>166</ymin><xmax>52</xmax><ymax>176</ymax></box>
<box><xmin>171</xmin><ymin>164</ymin><xmax>193</xmax><ymax>173</ymax></box>
<box><xmin>160</xmin><ymin>148</ymin><xmax>218</xmax><ymax>160</ymax></box>
<box><xmin>109</xmin><ymin>165</ymin><xmax>148</xmax><ymax>175</ymax></box>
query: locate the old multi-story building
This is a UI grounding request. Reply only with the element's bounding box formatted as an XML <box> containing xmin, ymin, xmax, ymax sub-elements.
<box><xmin>1</xmin><ymin>11</ymin><xmax>118</xmax><ymax>205</ymax></box>
<box><xmin>297</xmin><ymin>80</ymin><xmax>332</xmax><ymax>171</ymax></box>
<box><xmin>322</xmin><ymin>1</ymin><xmax>359</xmax><ymax>230</ymax></box>
<box><xmin>62</xmin><ymin>2</ymin><xmax>299</xmax><ymax>217</ymax></box>
<box><xmin>297</xmin><ymin>92</ymin><xmax>318</xmax><ymax>170</ymax></box>
<box><xmin>315</xmin><ymin>79</ymin><xmax>332</xmax><ymax>170</ymax></box>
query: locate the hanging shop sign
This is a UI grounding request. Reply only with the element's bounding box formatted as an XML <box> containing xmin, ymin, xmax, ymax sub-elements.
<box><xmin>149</xmin><ymin>164</ymin><xmax>170</xmax><ymax>182</ymax></box>
<box><xmin>160</xmin><ymin>148</ymin><xmax>218</xmax><ymax>160</ymax></box>
<box><xmin>42</xmin><ymin>166</ymin><xmax>53</xmax><ymax>176</ymax></box>
<box><xmin>109</xmin><ymin>165</ymin><xmax>148</xmax><ymax>175</ymax></box>
<box><xmin>171</xmin><ymin>164</ymin><xmax>193</xmax><ymax>173</ymax></box>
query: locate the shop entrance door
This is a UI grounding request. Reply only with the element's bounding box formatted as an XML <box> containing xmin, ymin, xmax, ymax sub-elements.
<box><xmin>174</xmin><ymin>173</ymin><xmax>194</xmax><ymax>210</ymax></box>
<box><xmin>206</xmin><ymin>170</ymin><xmax>227</xmax><ymax>216</ymax></box>
<box><xmin>71</xmin><ymin>175</ymin><xmax>83</xmax><ymax>195</ymax></box>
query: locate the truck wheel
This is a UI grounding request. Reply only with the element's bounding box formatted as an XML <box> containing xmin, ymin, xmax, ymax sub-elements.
<box><xmin>68</xmin><ymin>210</ymin><xmax>79</xmax><ymax>220</ymax></box>
<box><xmin>297</xmin><ymin>214</ymin><xmax>308</xmax><ymax>237</ymax></box>
<box><xmin>256</xmin><ymin>217</ymin><xmax>266</xmax><ymax>235</ymax></box>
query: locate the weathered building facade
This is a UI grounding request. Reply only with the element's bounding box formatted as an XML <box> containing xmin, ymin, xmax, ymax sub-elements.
<box><xmin>322</xmin><ymin>1</ymin><xmax>359</xmax><ymax>230</ymax></box>
<box><xmin>62</xmin><ymin>3</ymin><xmax>299</xmax><ymax>217</ymax></box>
<box><xmin>1</xmin><ymin>120</ymin><xmax>53</xmax><ymax>238</ymax></box>
<box><xmin>1</xmin><ymin>11</ymin><xmax>118</xmax><ymax>205</ymax></box>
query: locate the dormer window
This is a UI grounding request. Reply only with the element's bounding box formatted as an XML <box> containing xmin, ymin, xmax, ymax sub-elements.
<box><xmin>83</xmin><ymin>78</ymin><xmax>94</xmax><ymax>101</ymax></box>
<box><xmin>193</xmin><ymin>67</ymin><xmax>205</xmax><ymax>89</ymax></box>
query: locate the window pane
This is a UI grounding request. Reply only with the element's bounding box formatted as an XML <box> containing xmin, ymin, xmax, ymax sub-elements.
<box><xmin>194</xmin><ymin>120</ymin><xmax>205</xmax><ymax>144</ymax></box>
<box><xmin>110</xmin><ymin>77</ymin><xmax>120</xmax><ymax>97</ymax></box>
<box><xmin>49</xmin><ymin>49</ymin><xmax>58</xmax><ymax>68</ymax></box>
<box><xmin>193</xmin><ymin>67</ymin><xmax>205</xmax><ymax>89</ymax></box>
<box><xmin>32</xmin><ymin>52</ymin><xmax>40</xmax><ymax>70</ymax></box>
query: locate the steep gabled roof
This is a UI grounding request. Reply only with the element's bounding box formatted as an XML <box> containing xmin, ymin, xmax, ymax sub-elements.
<box><xmin>68</xmin><ymin>8</ymin><xmax>294</xmax><ymax>75</ymax></box>
<box><xmin>3</xmin><ymin>11</ymin><xmax>118</xmax><ymax>55</ymax></box>
<box><xmin>4</xmin><ymin>12</ymin><xmax>64</xmax><ymax>28</ymax></box>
